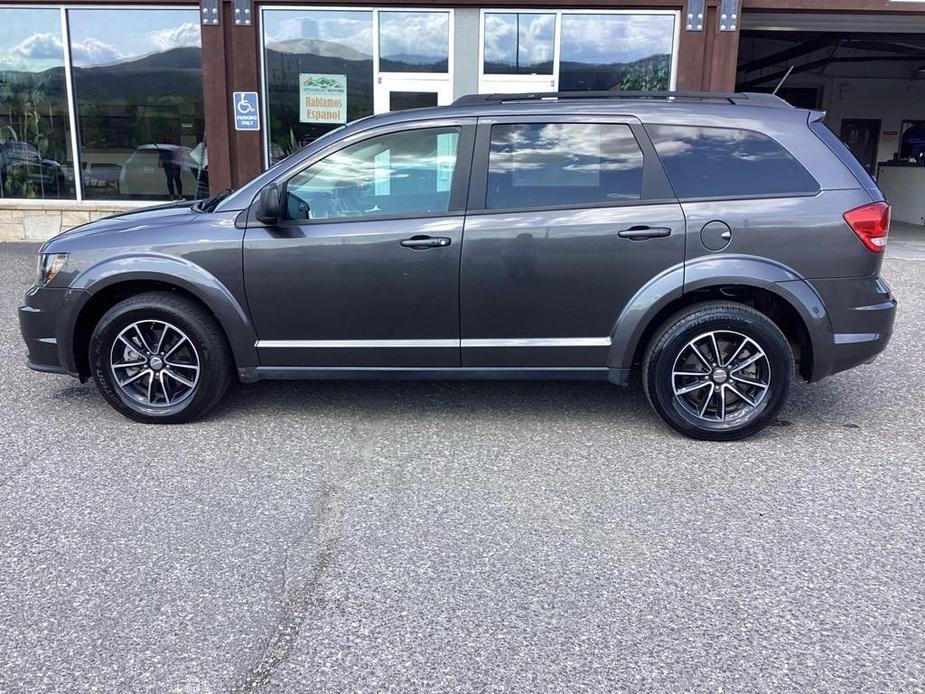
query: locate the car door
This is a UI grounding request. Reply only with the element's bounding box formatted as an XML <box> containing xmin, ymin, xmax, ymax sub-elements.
<box><xmin>244</xmin><ymin>118</ymin><xmax>475</xmax><ymax>368</ymax></box>
<box><xmin>460</xmin><ymin>115</ymin><xmax>685</xmax><ymax>368</ymax></box>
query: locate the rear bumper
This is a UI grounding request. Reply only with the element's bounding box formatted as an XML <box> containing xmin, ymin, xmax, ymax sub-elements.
<box><xmin>810</xmin><ymin>275</ymin><xmax>897</xmax><ymax>379</ymax></box>
<box><xmin>18</xmin><ymin>286</ymin><xmax>75</xmax><ymax>377</ymax></box>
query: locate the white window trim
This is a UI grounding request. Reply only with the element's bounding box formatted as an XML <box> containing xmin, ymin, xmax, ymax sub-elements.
<box><xmin>477</xmin><ymin>8</ymin><xmax>680</xmax><ymax>94</ymax></box>
<box><xmin>0</xmin><ymin>4</ymin><xmax>202</xmax><ymax>205</ymax></box>
<box><xmin>259</xmin><ymin>5</ymin><xmax>456</xmax><ymax>170</ymax></box>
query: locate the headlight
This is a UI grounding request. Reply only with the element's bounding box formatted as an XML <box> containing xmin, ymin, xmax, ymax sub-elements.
<box><xmin>36</xmin><ymin>253</ymin><xmax>67</xmax><ymax>286</ymax></box>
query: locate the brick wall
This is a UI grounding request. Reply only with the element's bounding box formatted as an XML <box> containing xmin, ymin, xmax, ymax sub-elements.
<box><xmin>0</xmin><ymin>201</ymin><xmax>148</xmax><ymax>243</ymax></box>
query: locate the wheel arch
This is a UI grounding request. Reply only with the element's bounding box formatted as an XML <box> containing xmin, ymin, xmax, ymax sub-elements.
<box><xmin>609</xmin><ymin>256</ymin><xmax>834</xmax><ymax>383</ymax></box>
<box><xmin>61</xmin><ymin>257</ymin><xmax>258</xmax><ymax>379</ymax></box>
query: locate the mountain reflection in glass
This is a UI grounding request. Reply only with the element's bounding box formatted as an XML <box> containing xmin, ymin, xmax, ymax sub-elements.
<box><xmin>263</xmin><ymin>10</ymin><xmax>374</xmax><ymax>164</ymax></box>
<box><xmin>483</xmin><ymin>13</ymin><xmax>555</xmax><ymax>76</ymax></box>
<box><xmin>0</xmin><ymin>9</ymin><xmax>75</xmax><ymax>200</ymax></box>
<box><xmin>68</xmin><ymin>8</ymin><xmax>206</xmax><ymax>201</ymax></box>
<box><xmin>378</xmin><ymin>11</ymin><xmax>449</xmax><ymax>73</ymax></box>
<box><xmin>559</xmin><ymin>13</ymin><xmax>674</xmax><ymax>92</ymax></box>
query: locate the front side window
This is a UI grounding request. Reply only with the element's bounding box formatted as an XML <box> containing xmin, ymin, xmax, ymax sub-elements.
<box><xmin>68</xmin><ymin>8</ymin><xmax>206</xmax><ymax>201</ymax></box>
<box><xmin>486</xmin><ymin>123</ymin><xmax>644</xmax><ymax>209</ymax></box>
<box><xmin>483</xmin><ymin>13</ymin><xmax>555</xmax><ymax>75</ymax></box>
<box><xmin>0</xmin><ymin>8</ymin><xmax>75</xmax><ymax>200</ymax></box>
<box><xmin>647</xmin><ymin>125</ymin><xmax>820</xmax><ymax>199</ymax></box>
<box><xmin>284</xmin><ymin>127</ymin><xmax>460</xmax><ymax>221</ymax></box>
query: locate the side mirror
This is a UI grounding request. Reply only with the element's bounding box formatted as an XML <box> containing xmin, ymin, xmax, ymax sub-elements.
<box><xmin>255</xmin><ymin>183</ymin><xmax>282</xmax><ymax>224</ymax></box>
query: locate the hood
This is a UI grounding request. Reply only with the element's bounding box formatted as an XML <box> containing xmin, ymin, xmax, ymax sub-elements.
<box><xmin>46</xmin><ymin>200</ymin><xmax>198</xmax><ymax>250</ymax></box>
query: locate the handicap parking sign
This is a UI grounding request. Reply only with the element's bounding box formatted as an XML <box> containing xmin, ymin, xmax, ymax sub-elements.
<box><xmin>233</xmin><ymin>91</ymin><xmax>260</xmax><ymax>131</ymax></box>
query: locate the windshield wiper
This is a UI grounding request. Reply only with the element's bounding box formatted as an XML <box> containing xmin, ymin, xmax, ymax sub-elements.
<box><xmin>194</xmin><ymin>188</ymin><xmax>233</xmax><ymax>213</ymax></box>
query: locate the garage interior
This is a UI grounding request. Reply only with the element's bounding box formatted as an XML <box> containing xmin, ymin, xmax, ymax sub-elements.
<box><xmin>736</xmin><ymin>12</ymin><xmax>925</xmax><ymax>228</ymax></box>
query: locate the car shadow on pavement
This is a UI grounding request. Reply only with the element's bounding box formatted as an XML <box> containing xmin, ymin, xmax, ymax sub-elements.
<box><xmin>46</xmin><ymin>373</ymin><xmax>863</xmax><ymax>436</ymax></box>
<box><xmin>217</xmin><ymin>378</ymin><xmax>653</xmax><ymax>421</ymax></box>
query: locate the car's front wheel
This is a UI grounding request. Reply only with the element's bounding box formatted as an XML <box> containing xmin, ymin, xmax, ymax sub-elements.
<box><xmin>90</xmin><ymin>291</ymin><xmax>232</xmax><ymax>423</ymax></box>
<box><xmin>643</xmin><ymin>301</ymin><xmax>794</xmax><ymax>441</ymax></box>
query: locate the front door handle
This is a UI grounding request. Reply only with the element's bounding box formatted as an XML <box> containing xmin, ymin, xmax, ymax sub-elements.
<box><xmin>617</xmin><ymin>226</ymin><xmax>672</xmax><ymax>240</ymax></box>
<box><xmin>400</xmin><ymin>236</ymin><xmax>452</xmax><ymax>250</ymax></box>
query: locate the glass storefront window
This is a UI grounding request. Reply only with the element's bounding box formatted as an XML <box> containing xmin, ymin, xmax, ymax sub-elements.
<box><xmin>559</xmin><ymin>13</ymin><xmax>675</xmax><ymax>91</ymax></box>
<box><xmin>263</xmin><ymin>10</ymin><xmax>374</xmax><ymax>165</ymax></box>
<box><xmin>483</xmin><ymin>13</ymin><xmax>555</xmax><ymax>76</ymax></box>
<box><xmin>379</xmin><ymin>11</ymin><xmax>449</xmax><ymax>73</ymax></box>
<box><xmin>0</xmin><ymin>8</ymin><xmax>75</xmax><ymax>200</ymax></box>
<box><xmin>68</xmin><ymin>8</ymin><xmax>206</xmax><ymax>201</ymax></box>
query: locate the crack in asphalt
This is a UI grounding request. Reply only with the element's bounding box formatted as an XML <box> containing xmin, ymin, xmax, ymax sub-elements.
<box><xmin>231</xmin><ymin>415</ymin><xmax>389</xmax><ymax>691</ymax></box>
<box><xmin>231</xmin><ymin>486</ymin><xmax>337</xmax><ymax>694</ymax></box>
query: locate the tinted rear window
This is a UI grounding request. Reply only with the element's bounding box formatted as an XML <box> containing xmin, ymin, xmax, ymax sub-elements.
<box><xmin>809</xmin><ymin>120</ymin><xmax>879</xmax><ymax>193</ymax></box>
<box><xmin>646</xmin><ymin>124</ymin><xmax>819</xmax><ymax>199</ymax></box>
<box><xmin>487</xmin><ymin>123</ymin><xmax>643</xmax><ymax>209</ymax></box>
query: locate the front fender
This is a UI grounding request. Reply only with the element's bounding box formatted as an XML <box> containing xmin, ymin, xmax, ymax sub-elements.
<box><xmin>58</xmin><ymin>253</ymin><xmax>258</xmax><ymax>373</ymax></box>
<box><xmin>607</xmin><ymin>255</ymin><xmax>834</xmax><ymax>381</ymax></box>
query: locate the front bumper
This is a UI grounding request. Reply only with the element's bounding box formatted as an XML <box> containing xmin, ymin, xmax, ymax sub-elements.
<box><xmin>810</xmin><ymin>275</ymin><xmax>897</xmax><ymax>378</ymax></box>
<box><xmin>18</xmin><ymin>286</ymin><xmax>72</xmax><ymax>376</ymax></box>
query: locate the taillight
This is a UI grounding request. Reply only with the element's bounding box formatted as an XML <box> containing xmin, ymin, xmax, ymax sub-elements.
<box><xmin>843</xmin><ymin>202</ymin><xmax>890</xmax><ymax>253</ymax></box>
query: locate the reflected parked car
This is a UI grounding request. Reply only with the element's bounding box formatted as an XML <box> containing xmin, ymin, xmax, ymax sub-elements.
<box><xmin>118</xmin><ymin>144</ymin><xmax>208</xmax><ymax>200</ymax></box>
<box><xmin>0</xmin><ymin>140</ymin><xmax>66</xmax><ymax>198</ymax></box>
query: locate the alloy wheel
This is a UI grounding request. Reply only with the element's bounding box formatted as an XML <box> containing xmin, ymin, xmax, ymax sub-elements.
<box><xmin>109</xmin><ymin>320</ymin><xmax>200</xmax><ymax>408</ymax></box>
<box><xmin>671</xmin><ymin>330</ymin><xmax>771</xmax><ymax>422</ymax></box>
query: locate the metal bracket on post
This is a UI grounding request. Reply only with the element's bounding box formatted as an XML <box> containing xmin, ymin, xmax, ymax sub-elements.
<box><xmin>685</xmin><ymin>0</ymin><xmax>705</xmax><ymax>31</ymax></box>
<box><xmin>233</xmin><ymin>0</ymin><xmax>253</xmax><ymax>26</ymax></box>
<box><xmin>200</xmin><ymin>0</ymin><xmax>219</xmax><ymax>26</ymax></box>
<box><xmin>718</xmin><ymin>0</ymin><xmax>741</xmax><ymax>32</ymax></box>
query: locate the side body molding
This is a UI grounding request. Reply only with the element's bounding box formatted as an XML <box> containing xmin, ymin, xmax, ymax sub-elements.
<box><xmin>58</xmin><ymin>253</ymin><xmax>259</xmax><ymax>373</ymax></box>
<box><xmin>607</xmin><ymin>255</ymin><xmax>835</xmax><ymax>383</ymax></box>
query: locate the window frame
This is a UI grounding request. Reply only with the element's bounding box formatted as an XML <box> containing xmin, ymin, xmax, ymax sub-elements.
<box><xmin>645</xmin><ymin>122</ymin><xmax>822</xmax><ymax>203</ymax></box>
<box><xmin>0</xmin><ymin>3</ymin><xmax>203</xmax><ymax>205</ymax></box>
<box><xmin>479</xmin><ymin>11</ymin><xmax>558</xmax><ymax>80</ymax></box>
<box><xmin>259</xmin><ymin>5</ymin><xmax>456</xmax><ymax>170</ymax></box>
<box><xmin>246</xmin><ymin>117</ymin><xmax>477</xmax><ymax>228</ymax></box>
<box><xmin>466</xmin><ymin>114</ymin><xmax>675</xmax><ymax>216</ymax></box>
<box><xmin>477</xmin><ymin>9</ymin><xmax>680</xmax><ymax>94</ymax></box>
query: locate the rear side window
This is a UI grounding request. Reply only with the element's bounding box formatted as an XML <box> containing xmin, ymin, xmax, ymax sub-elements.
<box><xmin>486</xmin><ymin>123</ymin><xmax>643</xmax><ymax>209</ymax></box>
<box><xmin>646</xmin><ymin>125</ymin><xmax>819</xmax><ymax>199</ymax></box>
<box><xmin>809</xmin><ymin>120</ymin><xmax>879</xmax><ymax>192</ymax></box>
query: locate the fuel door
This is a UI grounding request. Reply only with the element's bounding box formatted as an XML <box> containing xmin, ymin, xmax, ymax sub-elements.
<box><xmin>700</xmin><ymin>220</ymin><xmax>732</xmax><ymax>252</ymax></box>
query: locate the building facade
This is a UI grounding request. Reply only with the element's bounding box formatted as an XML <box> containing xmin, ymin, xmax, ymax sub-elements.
<box><xmin>0</xmin><ymin>0</ymin><xmax>923</xmax><ymax>240</ymax></box>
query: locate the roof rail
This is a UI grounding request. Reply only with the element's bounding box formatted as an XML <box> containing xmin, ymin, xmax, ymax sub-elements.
<box><xmin>452</xmin><ymin>90</ymin><xmax>791</xmax><ymax>108</ymax></box>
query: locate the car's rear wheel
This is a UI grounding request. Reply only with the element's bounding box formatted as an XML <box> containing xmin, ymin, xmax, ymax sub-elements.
<box><xmin>643</xmin><ymin>301</ymin><xmax>794</xmax><ymax>441</ymax></box>
<box><xmin>90</xmin><ymin>292</ymin><xmax>232</xmax><ymax>423</ymax></box>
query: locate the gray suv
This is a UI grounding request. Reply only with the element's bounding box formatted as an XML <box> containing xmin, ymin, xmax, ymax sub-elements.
<box><xmin>19</xmin><ymin>91</ymin><xmax>896</xmax><ymax>440</ymax></box>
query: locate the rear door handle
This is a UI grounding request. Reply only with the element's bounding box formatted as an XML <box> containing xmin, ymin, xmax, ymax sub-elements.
<box><xmin>400</xmin><ymin>235</ymin><xmax>452</xmax><ymax>250</ymax></box>
<box><xmin>617</xmin><ymin>226</ymin><xmax>672</xmax><ymax>240</ymax></box>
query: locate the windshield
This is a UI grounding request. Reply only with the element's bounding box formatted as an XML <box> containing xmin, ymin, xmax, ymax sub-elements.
<box><xmin>214</xmin><ymin>123</ymin><xmax>353</xmax><ymax>212</ymax></box>
<box><xmin>266</xmin><ymin>125</ymin><xmax>348</xmax><ymax>172</ymax></box>
<box><xmin>193</xmin><ymin>188</ymin><xmax>233</xmax><ymax>213</ymax></box>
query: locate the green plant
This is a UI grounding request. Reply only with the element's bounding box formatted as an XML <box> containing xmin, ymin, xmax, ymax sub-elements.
<box><xmin>619</xmin><ymin>55</ymin><xmax>671</xmax><ymax>92</ymax></box>
<box><xmin>284</xmin><ymin>127</ymin><xmax>300</xmax><ymax>157</ymax></box>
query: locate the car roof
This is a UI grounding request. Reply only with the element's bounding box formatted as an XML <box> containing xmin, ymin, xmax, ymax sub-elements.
<box><xmin>348</xmin><ymin>91</ymin><xmax>813</xmax><ymax>133</ymax></box>
<box><xmin>135</xmin><ymin>144</ymin><xmax>188</xmax><ymax>152</ymax></box>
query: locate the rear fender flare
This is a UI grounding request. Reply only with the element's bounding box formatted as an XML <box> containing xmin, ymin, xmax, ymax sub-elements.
<box><xmin>608</xmin><ymin>255</ymin><xmax>834</xmax><ymax>379</ymax></box>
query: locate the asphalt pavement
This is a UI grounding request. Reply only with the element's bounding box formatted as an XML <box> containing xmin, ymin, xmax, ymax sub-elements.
<box><xmin>0</xmin><ymin>229</ymin><xmax>923</xmax><ymax>692</ymax></box>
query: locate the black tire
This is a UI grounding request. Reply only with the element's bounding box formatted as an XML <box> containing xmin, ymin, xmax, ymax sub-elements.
<box><xmin>89</xmin><ymin>291</ymin><xmax>233</xmax><ymax>423</ymax></box>
<box><xmin>642</xmin><ymin>301</ymin><xmax>794</xmax><ymax>441</ymax></box>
